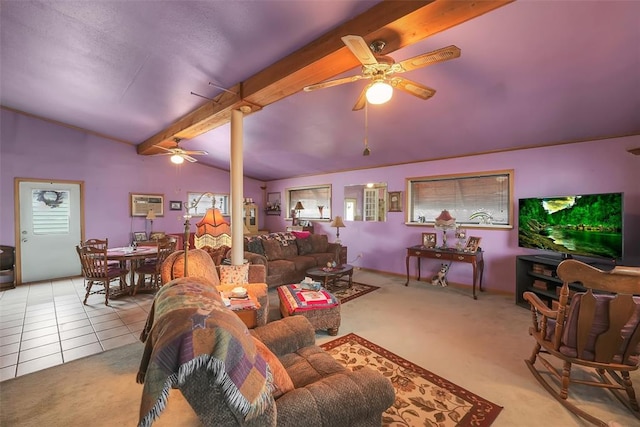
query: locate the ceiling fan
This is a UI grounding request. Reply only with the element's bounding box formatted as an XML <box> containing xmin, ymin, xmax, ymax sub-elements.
<box><xmin>304</xmin><ymin>35</ymin><xmax>461</xmax><ymax>110</ymax></box>
<box><xmin>154</xmin><ymin>138</ymin><xmax>208</xmax><ymax>164</ymax></box>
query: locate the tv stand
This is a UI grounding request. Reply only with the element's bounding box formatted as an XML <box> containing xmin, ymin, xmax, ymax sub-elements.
<box><xmin>515</xmin><ymin>255</ymin><xmax>613</xmax><ymax>308</ymax></box>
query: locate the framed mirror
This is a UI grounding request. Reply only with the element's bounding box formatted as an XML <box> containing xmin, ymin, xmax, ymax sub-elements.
<box><xmin>343</xmin><ymin>182</ymin><xmax>387</xmax><ymax>222</ymax></box>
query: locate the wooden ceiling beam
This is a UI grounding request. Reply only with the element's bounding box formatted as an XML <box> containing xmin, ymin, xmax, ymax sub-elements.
<box><xmin>138</xmin><ymin>0</ymin><xmax>513</xmax><ymax>155</ymax></box>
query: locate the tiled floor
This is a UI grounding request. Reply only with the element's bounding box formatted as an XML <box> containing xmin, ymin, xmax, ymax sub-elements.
<box><xmin>0</xmin><ymin>276</ymin><xmax>153</xmax><ymax>382</ymax></box>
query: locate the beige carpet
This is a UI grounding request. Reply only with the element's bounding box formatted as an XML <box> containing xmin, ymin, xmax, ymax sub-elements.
<box><xmin>2</xmin><ymin>270</ymin><xmax>639</xmax><ymax>426</ymax></box>
<box><xmin>321</xmin><ymin>333</ymin><xmax>502</xmax><ymax>427</ymax></box>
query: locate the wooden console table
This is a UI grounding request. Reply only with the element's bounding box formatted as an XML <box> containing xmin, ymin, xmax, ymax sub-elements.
<box><xmin>405</xmin><ymin>246</ymin><xmax>485</xmax><ymax>299</ymax></box>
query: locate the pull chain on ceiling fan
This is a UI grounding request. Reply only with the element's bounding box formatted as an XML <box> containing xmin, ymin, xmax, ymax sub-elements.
<box><xmin>363</xmin><ymin>102</ymin><xmax>370</xmax><ymax>156</ymax></box>
<box><xmin>304</xmin><ymin>35</ymin><xmax>461</xmax><ymax>111</ymax></box>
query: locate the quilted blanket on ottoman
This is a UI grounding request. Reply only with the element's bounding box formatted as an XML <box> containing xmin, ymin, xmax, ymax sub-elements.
<box><xmin>137</xmin><ymin>277</ymin><xmax>272</xmax><ymax>427</ymax></box>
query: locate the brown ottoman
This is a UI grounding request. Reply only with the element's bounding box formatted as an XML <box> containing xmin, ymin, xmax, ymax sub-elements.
<box><xmin>277</xmin><ymin>284</ymin><xmax>341</xmax><ymax>335</ymax></box>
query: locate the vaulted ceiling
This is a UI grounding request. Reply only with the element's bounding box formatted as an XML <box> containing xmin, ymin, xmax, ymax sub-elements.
<box><xmin>1</xmin><ymin>1</ymin><xmax>639</xmax><ymax>181</ymax></box>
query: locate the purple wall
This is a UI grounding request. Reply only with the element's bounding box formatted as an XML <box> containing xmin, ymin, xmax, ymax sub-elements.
<box><xmin>0</xmin><ymin>109</ymin><xmax>264</xmax><ymax>248</ymax></box>
<box><xmin>264</xmin><ymin>136</ymin><xmax>640</xmax><ymax>294</ymax></box>
<box><xmin>2</xmin><ymin>108</ymin><xmax>638</xmax><ymax>294</ymax></box>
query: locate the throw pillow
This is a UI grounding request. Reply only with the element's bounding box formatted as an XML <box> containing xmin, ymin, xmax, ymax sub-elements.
<box><xmin>291</xmin><ymin>230</ymin><xmax>311</xmax><ymax>239</ymax></box>
<box><xmin>246</xmin><ymin>238</ymin><xmax>266</xmax><ymax>257</ymax></box>
<box><xmin>310</xmin><ymin>234</ymin><xmax>329</xmax><ymax>253</ymax></box>
<box><xmin>251</xmin><ymin>337</ymin><xmax>294</xmax><ymax>399</ymax></box>
<box><xmin>219</xmin><ymin>264</ymin><xmax>249</xmax><ymax>286</ymax></box>
<box><xmin>296</xmin><ymin>236</ymin><xmax>314</xmax><ymax>255</ymax></box>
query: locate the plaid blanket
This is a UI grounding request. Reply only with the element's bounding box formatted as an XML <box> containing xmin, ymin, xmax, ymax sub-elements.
<box><xmin>137</xmin><ymin>277</ymin><xmax>272</xmax><ymax>427</ymax></box>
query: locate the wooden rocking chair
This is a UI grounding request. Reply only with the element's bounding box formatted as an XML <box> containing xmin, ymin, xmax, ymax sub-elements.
<box><xmin>524</xmin><ymin>259</ymin><xmax>640</xmax><ymax>426</ymax></box>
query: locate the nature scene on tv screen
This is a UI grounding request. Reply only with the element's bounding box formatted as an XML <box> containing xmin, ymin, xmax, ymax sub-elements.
<box><xmin>518</xmin><ymin>193</ymin><xmax>623</xmax><ymax>259</ymax></box>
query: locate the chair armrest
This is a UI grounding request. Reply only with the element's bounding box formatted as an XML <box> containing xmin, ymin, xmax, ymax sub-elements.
<box><xmin>250</xmin><ymin>316</ymin><xmax>315</xmax><ymax>357</ymax></box>
<box><xmin>247</xmin><ymin>264</ymin><xmax>266</xmax><ymax>283</ymax></box>
<box><xmin>523</xmin><ymin>291</ymin><xmax>558</xmax><ymax>319</ymax></box>
<box><xmin>275</xmin><ymin>368</ymin><xmax>395</xmax><ymax>426</ymax></box>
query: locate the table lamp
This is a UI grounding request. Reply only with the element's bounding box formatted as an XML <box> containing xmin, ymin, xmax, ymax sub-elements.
<box><xmin>145</xmin><ymin>209</ymin><xmax>156</xmax><ymax>237</ymax></box>
<box><xmin>294</xmin><ymin>201</ymin><xmax>304</xmax><ymax>225</ymax></box>
<box><xmin>330</xmin><ymin>216</ymin><xmax>346</xmax><ymax>244</ymax></box>
<box><xmin>434</xmin><ymin>210</ymin><xmax>456</xmax><ymax>248</ymax></box>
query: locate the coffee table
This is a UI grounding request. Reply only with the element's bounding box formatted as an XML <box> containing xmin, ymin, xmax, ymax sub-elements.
<box><xmin>305</xmin><ymin>264</ymin><xmax>353</xmax><ymax>291</ymax></box>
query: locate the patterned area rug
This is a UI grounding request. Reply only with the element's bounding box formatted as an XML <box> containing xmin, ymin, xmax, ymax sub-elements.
<box><xmin>330</xmin><ymin>282</ymin><xmax>379</xmax><ymax>304</ymax></box>
<box><xmin>321</xmin><ymin>334</ymin><xmax>503</xmax><ymax>427</ymax></box>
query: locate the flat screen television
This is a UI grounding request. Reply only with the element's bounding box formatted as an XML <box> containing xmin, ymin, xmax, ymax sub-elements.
<box><xmin>518</xmin><ymin>192</ymin><xmax>623</xmax><ymax>261</ymax></box>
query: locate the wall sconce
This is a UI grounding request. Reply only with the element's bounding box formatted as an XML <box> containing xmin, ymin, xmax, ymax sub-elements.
<box><xmin>330</xmin><ymin>216</ymin><xmax>346</xmax><ymax>244</ymax></box>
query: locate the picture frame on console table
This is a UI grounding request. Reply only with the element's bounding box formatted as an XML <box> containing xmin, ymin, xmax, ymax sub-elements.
<box><xmin>465</xmin><ymin>236</ymin><xmax>482</xmax><ymax>252</ymax></box>
<box><xmin>422</xmin><ymin>232</ymin><xmax>437</xmax><ymax>248</ymax></box>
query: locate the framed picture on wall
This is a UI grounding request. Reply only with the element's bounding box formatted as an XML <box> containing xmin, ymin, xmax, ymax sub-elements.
<box><xmin>465</xmin><ymin>236</ymin><xmax>482</xmax><ymax>252</ymax></box>
<box><xmin>169</xmin><ymin>201</ymin><xmax>183</xmax><ymax>211</ymax></box>
<box><xmin>388</xmin><ymin>191</ymin><xmax>402</xmax><ymax>212</ymax></box>
<box><xmin>422</xmin><ymin>232</ymin><xmax>437</xmax><ymax>248</ymax></box>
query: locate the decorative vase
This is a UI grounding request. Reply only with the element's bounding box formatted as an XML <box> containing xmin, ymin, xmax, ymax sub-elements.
<box><xmin>318</xmin><ymin>205</ymin><xmax>324</xmax><ymax>218</ymax></box>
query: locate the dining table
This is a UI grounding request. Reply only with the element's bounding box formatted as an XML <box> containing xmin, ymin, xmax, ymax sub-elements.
<box><xmin>106</xmin><ymin>246</ymin><xmax>158</xmax><ymax>296</ymax></box>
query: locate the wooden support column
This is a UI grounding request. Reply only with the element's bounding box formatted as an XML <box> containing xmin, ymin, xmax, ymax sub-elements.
<box><xmin>230</xmin><ymin>107</ymin><xmax>249</xmax><ymax>265</ymax></box>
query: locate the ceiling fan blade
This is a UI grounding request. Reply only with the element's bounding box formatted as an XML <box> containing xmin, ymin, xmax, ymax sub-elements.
<box><xmin>396</xmin><ymin>45</ymin><xmax>461</xmax><ymax>73</ymax></box>
<box><xmin>392</xmin><ymin>78</ymin><xmax>436</xmax><ymax>100</ymax></box>
<box><xmin>341</xmin><ymin>35</ymin><xmax>378</xmax><ymax>66</ymax></box>
<box><xmin>352</xmin><ymin>86</ymin><xmax>368</xmax><ymax>111</ymax></box>
<box><xmin>183</xmin><ymin>150</ymin><xmax>208</xmax><ymax>156</ymax></box>
<box><xmin>183</xmin><ymin>154</ymin><xmax>198</xmax><ymax>163</ymax></box>
<box><xmin>156</xmin><ymin>146</ymin><xmax>175</xmax><ymax>153</ymax></box>
<box><xmin>304</xmin><ymin>75</ymin><xmax>365</xmax><ymax>92</ymax></box>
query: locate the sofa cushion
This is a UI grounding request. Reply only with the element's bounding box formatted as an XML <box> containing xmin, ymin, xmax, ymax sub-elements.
<box><xmin>281</xmin><ymin>242</ymin><xmax>299</xmax><ymax>259</ymax></box>
<box><xmin>219</xmin><ymin>264</ymin><xmax>249</xmax><ymax>285</ymax></box>
<box><xmin>295</xmin><ymin>236</ymin><xmax>314</xmax><ymax>255</ymax></box>
<box><xmin>252</xmin><ymin>337</ymin><xmax>295</xmax><ymax>399</ymax></box>
<box><xmin>291</xmin><ymin>256</ymin><xmax>316</xmax><ymax>273</ymax></box>
<box><xmin>263</xmin><ymin>239</ymin><xmax>284</xmax><ymax>261</ymax></box>
<box><xmin>268</xmin><ymin>259</ymin><xmax>296</xmax><ymax>280</ymax></box>
<box><xmin>309</xmin><ymin>234</ymin><xmax>329</xmax><ymax>253</ymax></box>
<box><xmin>279</xmin><ymin>345</ymin><xmax>346</xmax><ymax>388</ymax></box>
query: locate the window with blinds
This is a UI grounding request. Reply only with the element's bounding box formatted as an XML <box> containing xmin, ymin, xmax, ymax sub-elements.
<box><xmin>406</xmin><ymin>170</ymin><xmax>513</xmax><ymax>228</ymax></box>
<box><xmin>32</xmin><ymin>190</ymin><xmax>71</xmax><ymax>234</ymax></box>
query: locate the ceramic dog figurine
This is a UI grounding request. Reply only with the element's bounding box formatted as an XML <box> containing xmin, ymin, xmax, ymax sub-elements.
<box><xmin>431</xmin><ymin>263</ymin><xmax>449</xmax><ymax>287</ymax></box>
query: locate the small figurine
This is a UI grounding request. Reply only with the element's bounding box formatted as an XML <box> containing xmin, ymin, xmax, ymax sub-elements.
<box><xmin>431</xmin><ymin>263</ymin><xmax>450</xmax><ymax>287</ymax></box>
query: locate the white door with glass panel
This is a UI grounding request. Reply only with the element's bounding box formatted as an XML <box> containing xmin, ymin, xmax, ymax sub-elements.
<box><xmin>363</xmin><ymin>188</ymin><xmax>379</xmax><ymax>222</ymax></box>
<box><xmin>18</xmin><ymin>181</ymin><xmax>82</xmax><ymax>283</ymax></box>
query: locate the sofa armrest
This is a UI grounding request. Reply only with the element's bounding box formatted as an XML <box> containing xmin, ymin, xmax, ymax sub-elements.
<box><xmin>247</xmin><ymin>264</ymin><xmax>266</xmax><ymax>283</ymax></box>
<box><xmin>250</xmin><ymin>316</ymin><xmax>315</xmax><ymax>357</ymax></box>
<box><xmin>275</xmin><ymin>367</ymin><xmax>395</xmax><ymax>426</ymax></box>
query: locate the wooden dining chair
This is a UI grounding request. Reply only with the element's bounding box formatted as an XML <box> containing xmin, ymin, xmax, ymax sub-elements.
<box><xmin>76</xmin><ymin>244</ymin><xmax>129</xmax><ymax>305</ymax></box>
<box><xmin>523</xmin><ymin>259</ymin><xmax>640</xmax><ymax>426</ymax></box>
<box><xmin>133</xmin><ymin>238</ymin><xmax>176</xmax><ymax>295</ymax></box>
<box><xmin>81</xmin><ymin>238</ymin><xmax>119</xmax><ymax>267</ymax></box>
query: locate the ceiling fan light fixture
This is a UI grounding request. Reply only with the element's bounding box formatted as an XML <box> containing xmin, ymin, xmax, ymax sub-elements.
<box><xmin>365</xmin><ymin>81</ymin><xmax>393</xmax><ymax>105</ymax></box>
<box><xmin>170</xmin><ymin>154</ymin><xmax>184</xmax><ymax>164</ymax></box>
